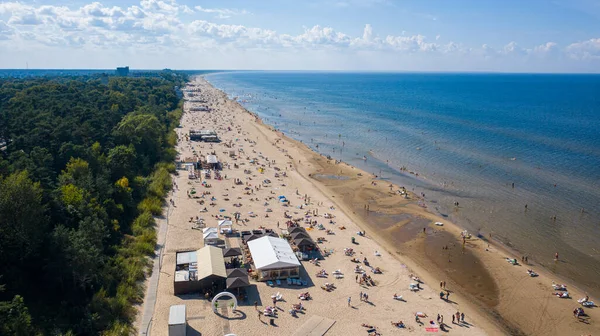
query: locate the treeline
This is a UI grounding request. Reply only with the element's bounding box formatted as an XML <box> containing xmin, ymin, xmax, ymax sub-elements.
<box><xmin>0</xmin><ymin>72</ymin><xmax>187</xmax><ymax>335</ymax></box>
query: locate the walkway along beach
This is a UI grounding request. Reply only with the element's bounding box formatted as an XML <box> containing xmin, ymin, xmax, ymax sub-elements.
<box><xmin>140</xmin><ymin>76</ymin><xmax>600</xmax><ymax>336</ymax></box>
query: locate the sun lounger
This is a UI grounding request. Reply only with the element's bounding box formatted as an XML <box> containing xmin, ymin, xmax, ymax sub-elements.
<box><xmin>287</xmin><ymin>278</ymin><xmax>292</xmax><ymax>285</ymax></box>
<box><xmin>276</xmin><ymin>279</ymin><xmax>282</xmax><ymax>286</ymax></box>
<box><xmin>267</xmin><ymin>280</ymin><xmax>274</xmax><ymax>287</ymax></box>
<box><xmin>302</xmin><ymin>280</ymin><xmax>308</xmax><ymax>286</ymax></box>
<box><xmin>271</xmin><ymin>292</ymin><xmax>283</xmax><ymax>301</ymax></box>
<box><xmin>552</xmin><ymin>283</ymin><xmax>567</xmax><ymax>290</ymax></box>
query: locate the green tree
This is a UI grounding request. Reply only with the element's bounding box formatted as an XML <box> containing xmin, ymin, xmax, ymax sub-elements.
<box><xmin>0</xmin><ymin>171</ymin><xmax>47</xmax><ymax>268</ymax></box>
<box><xmin>0</xmin><ymin>295</ymin><xmax>36</xmax><ymax>336</ymax></box>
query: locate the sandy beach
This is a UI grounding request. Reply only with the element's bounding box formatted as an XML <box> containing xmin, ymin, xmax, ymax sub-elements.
<box><xmin>141</xmin><ymin>76</ymin><xmax>600</xmax><ymax>336</ymax></box>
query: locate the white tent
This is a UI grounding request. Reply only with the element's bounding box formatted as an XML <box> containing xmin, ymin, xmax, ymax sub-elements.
<box><xmin>203</xmin><ymin>227</ymin><xmax>218</xmax><ymax>245</ymax></box>
<box><xmin>206</xmin><ymin>155</ymin><xmax>218</xmax><ymax>164</ymax></box>
<box><xmin>247</xmin><ymin>236</ymin><xmax>300</xmax><ymax>270</ymax></box>
<box><xmin>218</xmin><ymin>220</ymin><xmax>233</xmax><ymax>234</ymax></box>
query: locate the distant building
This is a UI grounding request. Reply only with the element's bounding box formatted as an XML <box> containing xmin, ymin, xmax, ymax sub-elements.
<box><xmin>116</xmin><ymin>66</ymin><xmax>129</xmax><ymax>76</ymax></box>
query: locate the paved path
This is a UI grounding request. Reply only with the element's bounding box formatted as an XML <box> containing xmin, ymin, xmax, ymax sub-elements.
<box><xmin>138</xmin><ymin>203</ymin><xmax>171</xmax><ymax>335</ymax></box>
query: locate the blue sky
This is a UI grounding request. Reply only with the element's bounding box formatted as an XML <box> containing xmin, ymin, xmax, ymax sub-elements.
<box><xmin>1</xmin><ymin>0</ymin><xmax>599</xmax><ymax>72</ymax></box>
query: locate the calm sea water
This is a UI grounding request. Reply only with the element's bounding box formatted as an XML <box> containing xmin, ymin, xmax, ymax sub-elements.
<box><xmin>206</xmin><ymin>71</ymin><xmax>600</xmax><ymax>296</ymax></box>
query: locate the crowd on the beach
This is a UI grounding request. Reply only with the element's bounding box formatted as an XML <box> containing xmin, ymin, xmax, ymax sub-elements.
<box><xmin>148</xmin><ymin>78</ymin><xmax>548</xmax><ymax>336</ymax></box>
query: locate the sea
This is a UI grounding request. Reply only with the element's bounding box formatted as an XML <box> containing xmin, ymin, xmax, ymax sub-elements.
<box><xmin>205</xmin><ymin>71</ymin><xmax>600</xmax><ymax>296</ymax></box>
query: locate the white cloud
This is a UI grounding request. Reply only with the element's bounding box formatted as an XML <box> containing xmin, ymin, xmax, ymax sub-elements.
<box><xmin>566</xmin><ymin>38</ymin><xmax>600</xmax><ymax>60</ymax></box>
<box><xmin>502</xmin><ymin>41</ymin><xmax>519</xmax><ymax>54</ymax></box>
<box><xmin>194</xmin><ymin>6</ymin><xmax>250</xmax><ymax>19</ymax></box>
<box><xmin>533</xmin><ymin>42</ymin><xmax>558</xmax><ymax>53</ymax></box>
<box><xmin>363</xmin><ymin>24</ymin><xmax>373</xmax><ymax>42</ymax></box>
<box><xmin>0</xmin><ymin>0</ymin><xmax>598</xmax><ymax>71</ymax></box>
<box><xmin>0</xmin><ymin>20</ymin><xmax>14</xmax><ymax>40</ymax></box>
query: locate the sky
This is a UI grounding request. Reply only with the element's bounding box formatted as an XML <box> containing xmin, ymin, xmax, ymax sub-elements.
<box><xmin>0</xmin><ymin>0</ymin><xmax>600</xmax><ymax>72</ymax></box>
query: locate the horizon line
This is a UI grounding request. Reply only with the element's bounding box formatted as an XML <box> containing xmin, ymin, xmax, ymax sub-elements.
<box><xmin>1</xmin><ymin>68</ymin><xmax>600</xmax><ymax>75</ymax></box>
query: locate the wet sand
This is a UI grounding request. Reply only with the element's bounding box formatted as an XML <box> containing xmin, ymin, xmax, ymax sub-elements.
<box><xmin>305</xmin><ymin>140</ymin><xmax>600</xmax><ymax>335</ymax></box>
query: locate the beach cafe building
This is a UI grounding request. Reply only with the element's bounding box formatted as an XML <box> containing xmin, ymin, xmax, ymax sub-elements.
<box><xmin>174</xmin><ymin>246</ymin><xmax>227</xmax><ymax>295</ymax></box>
<box><xmin>247</xmin><ymin>236</ymin><xmax>301</xmax><ymax>281</ymax></box>
<box><xmin>206</xmin><ymin>155</ymin><xmax>219</xmax><ymax>169</ymax></box>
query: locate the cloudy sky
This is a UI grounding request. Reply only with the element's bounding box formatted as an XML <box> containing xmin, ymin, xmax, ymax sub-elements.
<box><xmin>1</xmin><ymin>0</ymin><xmax>599</xmax><ymax>72</ymax></box>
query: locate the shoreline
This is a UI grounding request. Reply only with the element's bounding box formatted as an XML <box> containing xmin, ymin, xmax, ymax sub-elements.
<box><xmin>208</xmin><ymin>72</ymin><xmax>600</xmax><ymax>302</ymax></box>
<box><xmin>145</xmin><ymin>76</ymin><xmax>599</xmax><ymax>336</ymax></box>
<box><xmin>204</xmin><ymin>75</ymin><xmax>600</xmax><ymax>335</ymax></box>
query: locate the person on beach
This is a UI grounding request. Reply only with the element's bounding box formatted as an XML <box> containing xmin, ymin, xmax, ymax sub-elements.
<box><xmin>452</xmin><ymin>314</ymin><xmax>455</xmax><ymax>324</ymax></box>
<box><xmin>461</xmin><ymin>312</ymin><xmax>465</xmax><ymax>322</ymax></box>
<box><xmin>555</xmin><ymin>252</ymin><xmax>559</xmax><ymax>261</ymax></box>
<box><xmin>348</xmin><ymin>296</ymin><xmax>352</xmax><ymax>307</ymax></box>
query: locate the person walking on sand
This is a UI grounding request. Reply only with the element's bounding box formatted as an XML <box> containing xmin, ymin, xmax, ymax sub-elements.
<box><xmin>440</xmin><ymin>281</ymin><xmax>443</xmax><ymax>289</ymax></box>
<box><xmin>360</xmin><ymin>291</ymin><xmax>363</xmax><ymax>301</ymax></box>
<box><xmin>348</xmin><ymin>296</ymin><xmax>352</xmax><ymax>307</ymax></box>
<box><xmin>254</xmin><ymin>301</ymin><xmax>258</xmax><ymax>310</ymax></box>
<box><xmin>555</xmin><ymin>252</ymin><xmax>559</xmax><ymax>261</ymax></box>
<box><xmin>452</xmin><ymin>314</ymin><xmax>455</xmax><ymax>324</ymax></box>
<box><xmin>461</xmin><ymin>312</ymin><xmax>465</xmax><ymax>322</ymax></box>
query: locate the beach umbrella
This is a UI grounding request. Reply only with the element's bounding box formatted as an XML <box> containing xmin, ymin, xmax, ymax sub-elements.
<box><xmin>219</xmin><ymin>209</ymin><xmax>226</xmax><ymax>212</ymax></box>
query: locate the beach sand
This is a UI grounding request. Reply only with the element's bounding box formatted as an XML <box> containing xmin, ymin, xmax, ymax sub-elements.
<box><xmin>141</xmin><ymin>77</ymin><xmax>600</xmax><ymax>336</ymax></box>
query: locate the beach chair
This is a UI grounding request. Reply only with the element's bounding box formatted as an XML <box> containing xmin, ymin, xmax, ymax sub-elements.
<box><xmin>296</xmin><ymin>279</ymin><xmax>302</xmax><ymax>286</ymax></box>
<box><xmin>271</xmin><ymin>292</ymin><xmax>283</xmax><ymax>301</ymax></box>
<box><xmin>287</xmin><ymin>278</ymin><xmax>292</xmax><ymax>285</ymax></box>
<box><xmin>302</xmin><ymin>280</ymin><xmax>308</xmax><ymax>286</ymax></box>
<box><xmin>276</xmin><ymin>279</ymin><xmax>282</xmax><ymax>286</ymax></box>
<box><xmin>267</xmin><ymin>280</ymin><xmax>274</xmax><ymax>287</ymax></box>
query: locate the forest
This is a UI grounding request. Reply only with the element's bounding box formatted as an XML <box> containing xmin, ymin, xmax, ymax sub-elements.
<box><xmin>0</xmin><ymin>71</ymin><xmax>187</xmax><ymax>335</ymax></box>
